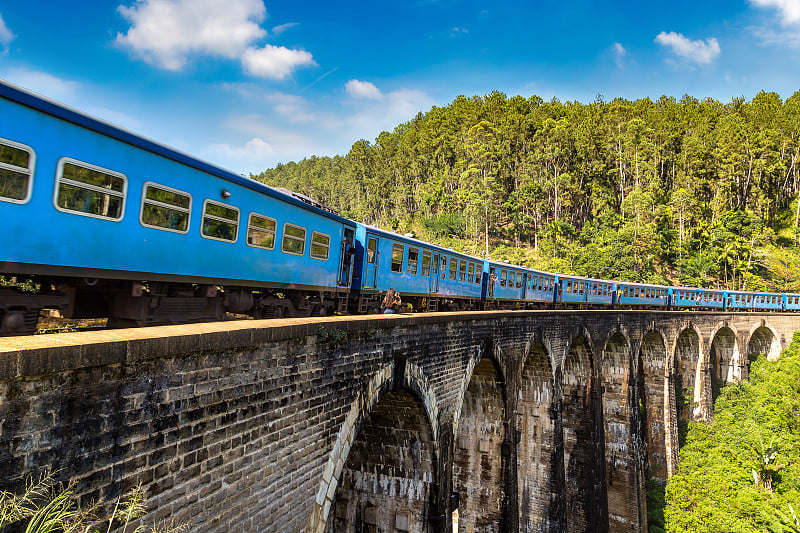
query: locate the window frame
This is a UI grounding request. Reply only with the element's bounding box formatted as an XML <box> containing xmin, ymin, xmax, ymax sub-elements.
<box><xmin>310</xmin><ymin>231</ymin><xmax>331</xmax><ymax>261</ymax></box>
<box><xmin>468</xmin><ymin>263</ymin><xmax>475</xmax><ymax>283</ymax></box>
<box><xmin>407</xmin><ymin>247</ymin><xmax>419</xmax><ymax>275</ymax></box>
<box><xmin>449</xmin><ymin>257</ymin><xmax>458</xmax><ymax>280</ymax></box>
<box><xmin>458</xmin><ymin>260</ymin><xmax>466</xmax><ymax>282</ymax></box>
<box><xmin>0</xmin><ymin>136</ymin><xmax>35</xmax><ymax>205</ymax></box>
<box><xmin>421</xmin><ymin>250</ymin><xmax>432</xmax><ymax>276</ymax></box>
<box><xmin>281</xmin><ymin>222</ymin><xmax>306</xmax><ymax>255</ymax></box>
<box><xmin>53</xmin><ymin>157</ymin><xmax>127</xmax><ymax>221</ymax></box>
<box><xmin>139</xmin><ymin>181</ymin><xmax>192</xmax><ymax>234</ymax></box>
<box><xmin>390</xmin><ymin>243</ymin><xmax>404</xmax><ymax>273</ymax></box>
<box><xmin>475</xmin><ymin>264</ymin><xmax>482</xmax><ymax>284</ymax></box>
<box><xmin>200</xmin><ymin>199</ymin><xmax>240</xmax><ymax>243</ymax></box>
<box><xmin>246</xmin><ymin>212</ymin><xmax>278</xmax><ymax>250</ymax></box>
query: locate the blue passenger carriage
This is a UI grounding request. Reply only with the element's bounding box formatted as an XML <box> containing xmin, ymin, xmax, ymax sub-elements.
<box><xmin>616</xmin><ymin>282</ymin><xmax>669</xmax><ymax>307</ymax></box>
<box><xmin>523</xmin><ymin>269</ymin><xmax>558</xmax><ymax>305</ymax></box>
<box><xmin>671</xmin><ymin>287</ymin><xmax>725</xmax><ymax>309</ymax></box>
<box><xmin>750</xmin><ymin>292</ymin><xmax>785</xmax><ymax>311</ymax></box>
<box><xmin>351</xmin><ymin>224</ymin><xmax>483</xmax><ymax>312</ymax></box>
<box><xmin>0</xmin><ymin>80</ymin><xmax>356</xmax><ymax>334</ymax></box>
<box><xmin>785</xmin><ymin>293</ymin><xmax>800</xmax><ymax>311</ymax></box>
<box><xmin>484</xmin><ymin>261</ymin><xmax>535</xmax><ymax>308</ymax></box>
<box><xmin>557</xmin><ymin>276</ymin><xmax>614</xmax><ymax>305</ymax></box>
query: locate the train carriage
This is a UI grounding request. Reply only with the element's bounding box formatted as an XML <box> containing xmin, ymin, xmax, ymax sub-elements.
<box><xmin>671</xmin><ymin>287</ymin><xmax>726</xmax><ymax>309</ymax></box>
<box><xmin>484</xmin><ymin>261</ymin><xmax>536</xmax><ymax>307</ymax></box>
<box><xmin>616</xmin><ymin>282</ymin><xmax>670</xmax><ymax>307</ymax></box>
<box><xmin>523</xmin><ymin>269</ymin><xmax>558</xmax><ymax>305</ymax></box>
<box><xmin>750</xmin><ymin>292</ymin><xmax>785</xmax><ymax>311</ymax></box>
<box><xmin>557</xmin><ymin>276</ymin><xmax>614</xmax><ymax>305</ymax></box>
<box><xmin>0</xmin><ymin>79</ymin><xmax>356</xmax><ymax>333</ymax></box>
<box><xmin>351</xmin><ymin>224</ymin><xmax>483</xmax><ymax>313</ymax></box>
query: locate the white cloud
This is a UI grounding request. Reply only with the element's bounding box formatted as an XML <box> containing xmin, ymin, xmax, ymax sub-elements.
<box><xmin>450</xmin><ymin>27</ymin><xmax>469</xmax><ymax>35</ymax></box>
<box><xmin>750</xmin><ymin>25</ymin><xmax>800</xmax><ymax>47</ymax></box>
<box><xmin>345</xmin><ymin>79</ymin><xmax>383</xmax><ymax>100</ymax></box>
<box><xmin>654</xmin><ymin>31</ymin><xmax>720</xmax><ymax>65</ymax></box>
<box><xmin>271</xmin><ymin>22</ymin><xmax>297</xmax><ymax>36</ymax></box>
<box><xmin>0</xmin><ymin>12</ymin><xmax>14</xmax><ymax>53</ymax></box>
<box><xmin>241</xmin><ymin>44</ymin><xmax>316</xmax><ymax>80</ymax></box>
<box><xmin>751</xmin><ymin>0</ymin><xmax>800</xmax><ymax>25</ymax></box>
<box><xmin>612</xmin><ymin>42</ymin><xmax>627</xmax><ymax>67</ymax></box>
<box><xmin>2</xmin><ymin>67</ymin><xmax>79</xmax><ymax>102</ymax></box>
<box><xmin>116</xmin><ymin>0</ymin><xmax>267</xmax><ymax>70</ymax></box>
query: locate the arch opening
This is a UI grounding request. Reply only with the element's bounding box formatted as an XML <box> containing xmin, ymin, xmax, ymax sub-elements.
<box><xmin>601</xmin><ymin>332</ymin><xmax>644</xmax><ymax>532</ymax></box>
<box><xmin>708</xmin><ymin>327</ymin><xmax>739</xmax><ymax>406</ymax></box>
<box><xmin>748</xmin><ymin>326</ymin><xmax>780</xmax><ymax>366</ymax></box>
<box><xmin>673</xmin><ymin>328</ymin><xmax>700</xmax><ymax>442</ymax></box>
<box><xmin>517</xmin><ymin>342</ymin><xmax>560</xmax><ymax>532</ymax></box>
<box><xmin>562</xmin><ymin>336</ymin><xmax>604</xmax><ymax>533</ymax></box>
<box><xmin>453</xmin><ymin>357</ymin><xmax>507</xmax><ymax>532</ymax></box>
<box><xmin>326</xmin><ymin>388</ymin><xmax>436</xmax><ymax>533</ymax></box>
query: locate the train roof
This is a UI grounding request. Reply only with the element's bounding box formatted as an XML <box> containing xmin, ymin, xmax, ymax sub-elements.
<box><xmin>356</xmin><ymin>223</ymin><xmax>487</xmax><ymax>260</ymax></box>
<box><xmin>0</xmin><ymin>78</ymin><xmax>356</xmax><ymax>227</ymax></box>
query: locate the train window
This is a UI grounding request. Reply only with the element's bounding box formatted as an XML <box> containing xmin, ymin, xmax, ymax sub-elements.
<box><xmin>366</xmin><ymin>238</ymin><xmax>377</xmax><ymax>263</ymax></box>
<box><xmin>567</xmin><ymin>281</ymin><xmax>572</xmax><ymax>292</ymax></box>
<box><xmin>500</xmin><ymin>270</ymin><xmax>507</xmax><ymax>287</ymax></box>
<box><xmin>516</xmin><ymin>273</ymin><xmax>523</xmax><ymax>289</ymax></box>
<box><xmin>441</xmin><ymin>257</ymin><xmax>447</xmax><ymax>279</ymax></box>
<box><xmin>468</xmin><ymin>263</ymin><xmax>475</xmax><ymax>283</ymax></box>
<box><xmin>421</xmin><ymin>250</ymin><xmax>432</xmax><ymax>276</ymax></box>
<box><xmin>459</xmin><ymin>260</ymin><xmax>466</xmax><ymax>282</ymax></box>
<box><xmin>55</xmin><ymin>159</ymin><xmax>126</xmax><ymax>220</ymax></box>
<box><xmin>247</xmin><ymin>213</ymin><xmax>277</xmax><ymax>249</ymax></box>
<box><xmin>449</xmin><ymin>258</ymin><xmax>458</xmax><ymax>280</ymax></box>
<box><xmin>475</xmin><ymin>264</ymin><xmax>482</xmax><ymax>283</ymax></box>
<box><xmin>281</xmin><ymin>223</ymin><xmax>306</xmax><ymax>254</ymax></box>
<box><xmin>200</xmin><ymin>200</ymin><xmax>239</xmax><ymax>242</ymax></box>
<box><xmin>140</xmin><ymin>183</ymin><xmax>191</xmax><ymax>233</ymax></box>
<box><xmin>407</xmin><ymin>247</ymin><xmax>419</xmax><ymax>275</ymax></box>
<box><xmin>391</xmin><ymin>243</ymin><xmax>404</xmax><ymax>272</ymax></box>
<box><xmin>310</xmin><ymin>232</ymin><xmax>330</xmax><ymax>260</ymax></box>
<box><xmin>0</xmin><ymin>137</ymin><xmax>35</xmax><ymax>204</ymax></box>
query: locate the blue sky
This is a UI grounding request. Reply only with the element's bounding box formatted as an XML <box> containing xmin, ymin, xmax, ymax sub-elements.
<box><xmin>0</xmin><ymin>0</ymin><xmax>799</xmax><ymax>174</ymax></box>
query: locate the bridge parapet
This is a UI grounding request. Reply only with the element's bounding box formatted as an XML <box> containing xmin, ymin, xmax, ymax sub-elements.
<box><xmin>0</xmin><ymin>311</ymin><xmax>796</xmax><ymax>532</ymax></box>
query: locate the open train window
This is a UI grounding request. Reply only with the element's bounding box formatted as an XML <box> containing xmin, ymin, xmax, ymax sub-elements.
<box><xmin>407</xmin><ymin>247</ymin><xmax>419</xmax><ymax>275</ymax></box>
<box><xmin>247</xmin><ymin>213</ymin><xmax>277</xmax><ymax>249</ymax></box>
<box><xmin>391</xmin><ymin>243</ymin><xmax>404</xmax><ymax>272</ymax></box>
<box><xmin>459</xmin><ymin>260</ymin><xmax>467</xmax><ymax>282</ymax></box>
<box><xmin>140</xmin><ymin>182</ymin><xmax>191</xmax><ymax>233</ymax></box>
<box><xmin>421</xmin><ymin>250</ymin><xmax>432</xmax><ymax>276</ymax></box>
<box><xmin>516</xmin><ymin>273</ymin><xmax>523</xmax><ymax>288</ymax></box>
<box><xmin>0</xmin><ymin>137</ymin><xmax>34</xmax><ymax>204</ymax></box>
<box><xmin>500</xmin><ymin>270</ymin><xmax>507</xmax><ymax>287</ymax></box>
<box><xmin>441</xmin><ymin>257</ymin><xmax>447</xmax><ymax>279</ymax></box>
<box><xmin>201</xmin><ymin>200</ymin><xmax>239</xmax><ymax>242</ymax></box>
<box><xmin>449</xmin><ymin>258</ymin><xmax>458</xmax><ymax>280</ymax></box>
<box><xmin>55</xmin><ymin>158</ymin><xmax>126</xmax><ymax>221</ymax></box>
<box><xmin>281</xmin><ymin>223</ymin><xmax>306</xmax><ymax>254</ymax></box>
<box><xmin>468</xmin><ymin>263</ymin><xmax>475</xmax><ymax>283</ymax></box>
<box><xmin>310</xmin><ymin>232</ymin><xmax>330</xmax><ymax>260</ymax></box>
<box><xmin>475</xmin><ymin>264</ymin><xmax>482</xmax><ymax>283</ymax></box>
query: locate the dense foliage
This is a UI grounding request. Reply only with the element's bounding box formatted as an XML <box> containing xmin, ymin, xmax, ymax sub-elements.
<box><xmin>255</xmin><ymin>91</ymin><xmax>800</xmax><ymax>290</ymax></box>
<box><xmin>663</xmin><ymin>332</ymin><xmax>800</xmax><ymax>532</ymax></box>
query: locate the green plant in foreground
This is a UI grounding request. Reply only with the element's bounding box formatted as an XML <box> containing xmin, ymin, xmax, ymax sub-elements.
<box><xmin>0</xmin><ymin>471</ymin><xmax>187</xmax><ymax>533</ymax></box>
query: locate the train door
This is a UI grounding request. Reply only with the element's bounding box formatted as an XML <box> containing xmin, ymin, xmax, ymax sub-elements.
<box><xmin>363</xmin><ymin>235</ymin><xmax>379</xmax><ymax>289</ymax></box>
<box><xmin>338</xmin><ymin>228</ymin><xmax>355</xmax><ymax>286</ymax></box>
<box><xmin>522</xmin><ymin>273</ymin><xmax>528</xmax><ymax>299</ymax></box>
<box><xmin>430</xmin><ymin>253</ymin><xmax>440</xmax><ymax>293</ymax></box>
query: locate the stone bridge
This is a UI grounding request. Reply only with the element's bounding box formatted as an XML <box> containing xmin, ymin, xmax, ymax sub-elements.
<box><xmin>0</xmin><ymin>310</ymin><xmax>796</xmax><ymax>532</ymax></box>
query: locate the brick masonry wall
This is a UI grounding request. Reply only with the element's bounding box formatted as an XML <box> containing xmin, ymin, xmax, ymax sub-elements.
<box><xmin>1</xmin><ymin>311</ymin><xmax>798</xmax><ymax>532</ymax></box>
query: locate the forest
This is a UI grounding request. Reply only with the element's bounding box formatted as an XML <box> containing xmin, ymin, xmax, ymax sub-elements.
<box><xmin>255</xmin><ymin>90</ymin><xmax>800</xmax><ymax>292</ymax></box>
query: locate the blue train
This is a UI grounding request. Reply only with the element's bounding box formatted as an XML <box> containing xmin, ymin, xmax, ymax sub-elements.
<box><xmin>1</xmin><ymin>78</ymin><xmax>798</xmax><ymax>335</ymax></box>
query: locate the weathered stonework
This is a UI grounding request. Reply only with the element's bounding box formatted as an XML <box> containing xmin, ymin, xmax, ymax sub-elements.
<box><xmin>0</xmin><ymin>311</ymin><xmax>797</xmax><ymax>532</ymax></box>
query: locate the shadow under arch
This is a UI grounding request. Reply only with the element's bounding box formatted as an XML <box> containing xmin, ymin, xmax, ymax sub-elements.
<box><xmin>561</xmin><ymin>332</ymin><xmax>606</xmax><ymax>532</ymax></box>
<box><xmin>517</xmin><ymin>338</ymin><xmax>563</xmax><ymax>531</ymax></box>
<box><xmin>747</xmin><ymin>320</ymin><xmax>782</xmax><ymax>362</ymax></box>
<box><xmin>453</xmin><ymin>351</ymin><xmax>508</xmax><ymax>532</ymax></box>
<box><xmin>706</xmin><ymin>323</ymin><xmax>743</xmax><ymax>407</ymax></box>
<box><xmin>636</xmin><ymin>329</ymin><xmax>670</xmax><ymax>481</ymax></box>
<box><xmin>309</xmin><ymin>359</ymin><xmax>440</xmax><ymax>533</ymax></box>
<box><xmin>672</xmin><ymin>324</ymin><xmax>706</xmax><ymax>422</ymax></box>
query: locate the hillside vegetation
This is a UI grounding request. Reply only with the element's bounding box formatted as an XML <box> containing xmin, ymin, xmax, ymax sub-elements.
<box><xmin>255</xmin><ymin>91</ymin><xmax>800</xmax><ymax>291</ymax></box>
<box><xmin>661</xmin><ymin>332</ymin><xmax>800</xmax><ymax>532</ymax></box>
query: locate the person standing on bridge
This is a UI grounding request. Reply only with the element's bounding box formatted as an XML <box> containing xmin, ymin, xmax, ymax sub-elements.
<box><xmin>381</xmin><ymin>288</ymin><xmax>402</xmax><ymax>314</ymax></box>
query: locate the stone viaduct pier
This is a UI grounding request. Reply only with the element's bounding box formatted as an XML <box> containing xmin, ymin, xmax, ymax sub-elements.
<box><xmin>0</xmin><ymin>310</ymin><xmax>796</xmax><ymax>532</ymax></box>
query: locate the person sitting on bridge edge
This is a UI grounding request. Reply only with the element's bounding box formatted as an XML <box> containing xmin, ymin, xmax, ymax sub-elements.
<box><xmin>381</xmin><ymin>288</ymin><xmax>402</xmax><ymax>314</ymax></box>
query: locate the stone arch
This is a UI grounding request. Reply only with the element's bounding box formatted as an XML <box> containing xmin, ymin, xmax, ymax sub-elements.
<box><xmin>561</xmin><ymin>334</ymin><xmax>604</xmax><ymax>532</ymax></box>
<box><xmin>748</xmin><ymin>321</ymin><xmax>782</xmax><ymax>362</ymax></box>
<box><xmin>517</xmin><ymin>340</ymin><xmax>561</xmax><ymax>532</ymax></box>
<box><xmin>600</xmin><ymin>331</ymin><xmax>644</xmax><ymax>532</ymax></box>
<box><xmin>706</xmin><ymin>325</ymin><xmax>741</xmax><ymax>408</ymax></box>
<box><xmin>453</xmin><ymin>355</ymin><xmax>508</xmax><ymax>532</ymax></box>
<box><xmin>313</xmin><ymin>360</ymin><xmax>440</xmax><ymax>533</ymax></box>
<box><xmin>637</xmin><ymin>330</ymin><xmax>669</xmax><ymax>482</ymax></box>
<box><xmin>672</xmin><ymin>325</ymin><xmax>704</xmax><ymax>422</ymax></box>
